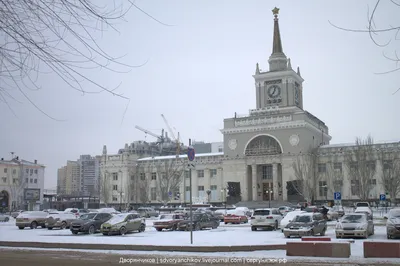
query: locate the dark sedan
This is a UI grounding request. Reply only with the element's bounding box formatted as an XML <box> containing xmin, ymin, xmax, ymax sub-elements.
<box><xmin>70</xmin><ymin>212</ymin><xmax>113</xmax><ymax>235</ymax></box>
<box><xmin>177</xmin><ymin>213</ymin><xmax>219</xmax><ymax>231</ymax></box>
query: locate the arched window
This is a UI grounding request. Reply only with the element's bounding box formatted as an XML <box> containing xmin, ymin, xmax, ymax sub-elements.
<box><xmin>245</xmin><ymin>135</ymin><xmax>282</xmax><ymax>156</ymax></box>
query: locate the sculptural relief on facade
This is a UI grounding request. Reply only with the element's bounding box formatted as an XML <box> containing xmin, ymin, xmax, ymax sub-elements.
<box><xmin>234</xmin><ymin>115</ymin><xmax>292</xmax><ymax>127</ymax></box>
<box><xmin>245</xmin><ymin>135</ymin><xmax>282</xmax><ymax>156</ymax></box>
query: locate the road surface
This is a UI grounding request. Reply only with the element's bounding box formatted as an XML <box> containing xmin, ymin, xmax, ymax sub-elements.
<box><xmin>1</xmin><ymin>249</ymin><xmax>399</xmax><ymax>266</ymax></box>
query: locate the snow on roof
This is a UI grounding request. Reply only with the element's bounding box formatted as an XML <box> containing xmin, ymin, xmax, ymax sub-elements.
<box><xmin>320</xmin><ymin>139</ymin><xmax>400</xmax><ymax>149</ymax></box>
<box><xmin>137</xmin><ymin>152</ymin><xmax>224</xmax><ymax>162</ymax></box>
<box><xmin>0</xmin><ymin>159</ymin><xmax>44</xmax><ymax>167</ymax></box>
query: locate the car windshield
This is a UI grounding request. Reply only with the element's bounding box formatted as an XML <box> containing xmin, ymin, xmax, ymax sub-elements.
<box><xmin>79</xmin><ymin>213</ymin><xmax>96</xmax><ymax>220</ymax></box>
<box><xmin>192</xmin><ymin>214</ymin><xmax>203</xmax><ymax>221</ymax></box>
<box><xmin>342</xmin><ymin>214</ymin><xmax>365</xmax><ymax>223</ymax></box>
<box><xmin>389</xmin><ymin>210</ymin><xmax>400</xmax><ymax>218</ymax></box>
<box><xmin>160</xmin><ymin>214</ymin><xmax>174</xmax><ymax>220</ymax></box>
<box><xmin>254</xmin><ymin>210</ymin><xmax>270</xmax><ymax>216</ymax></box>
<box><xmin>108</xmin><ymin>214</ymin><xmax>127</xmax><ymax>223</ymax></box>
<box><xmin>293</xmin><ymin>215</ymin><xmax>311</xmax><ymax>223</ymax></box>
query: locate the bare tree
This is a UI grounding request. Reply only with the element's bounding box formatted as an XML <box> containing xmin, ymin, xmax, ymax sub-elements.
<box><xmin>99</xmin><ymin>171</ymin><xmax>111</xmax><ymax>207</ymax></box>
<box><xmin>155</xmin><ymin>159</ymin><xmax>184</xmax><ymax>204</ymax></box>
<box><xmin>329</xmin><ymin>1</ymin><xmax>400</xmax><ymax>94</ymax></box>
<box><xmin>124</xmin><ymin>168</ymin><xmax>136</xmax><ymax>209</ymax></box>
<box><xmin>0</xmin><ymin>1</ymin><xmax>172</xmax><ymax>118</ymax></box>
<box><xmin>344</xmin><ymin>136</ymin><xmax>376</xmax><ymax>200</ymax></box>
<box><xmin>291</xmin><ymin>148</ymin><xmax>319</xmax><ymax>205</ymax></box>
<box><xmin>378</xmin><ymin>149</ymin><xmax>400</xmax><ymax>201</ymax></box>
<box><xmin>325</xmin><ymin>159</ymin><xmax>345</xmax><ymax>195</ymax></box>
<box><xmin>138</xmin><ymin>172</ymin><xmax>150</xmax><ymax>204</ymax></box>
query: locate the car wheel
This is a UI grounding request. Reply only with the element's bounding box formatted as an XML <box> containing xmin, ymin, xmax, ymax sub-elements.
<box><xmin>18</xmin><ymin>227</ymin><xmax>24</xmax><ymax>230</ymax></box>
<box><xmin>320</xmin><ymin>227</ymin><xmax>326</xmax><ymax>236</ymax></box>
<box><xmin>251</xmin><ymin>226</ymin><xmax>256</xmax><ymax>231</ymax></box>
<box><xmin>71</xmin><ymin>231</ymin><xmax>78</xmax><ymax>235</ymax></box>
<box><xmin>88</xmin><ymin>225</ymin><xmax>95</xmax><ymax>235</ymax></box>
<box><xmin>387</xmin><ymin>234</ymin><xmax>391</xmax><ymax>239</ymax></box>
<box><xmin>30</xmin><ymin>221</ymin><xmax>38</xmax><ymax>229</ymax></box>
<box><xmin>172</xmin><ymin>224</ymin><xmax>177</xmax><ymax>231</ymax></box>
<box><xmin>194</xmin><ymin>224</ymin><xmax>200</xmax><ymax>231</ymax></box>
<box><xmin>47</xmin><ymin>227</ymin><xmax>53</xmax><ymax>230</ymax></box>
<box><xmin>224</xmin><ymin>222</ymin><xmax>227</xmax><ymax>224</ymax></box>
<box><xmin>119</xmin><ymin>226</ymin><xmax>127</xmax><ymax>235</ymax></box>
<box><xmin>139</xmin><ymin>223</ymin><xmax>145</xmax><ymax>232</ymax></box>
<box><xmin>103</xmin><ymin>233</ymin><xmax>108</xmax><ymax>236</ymax></box>
<box><xmin>5</xmin><ymin>217</ymin><xmax>9</xmax><ymax>222</ymax></box>
<box><xmin>212</xmin><ymin>223</ymin><xmax>218</xmax><ymax>229</ymax></box>
<box><xmin>309</xmin><ymin>229</ymin><xmax>314</xmax><ymax>236</ymax></box>
<box><xmin>61</xmin><ymin>222</ymin><xmax>67</xmax><ymax>229</ymax></box>
<box><xmin>156</xmin><ymin>228</ymin><xmax>162</xmax><ymax>232</ymax></box>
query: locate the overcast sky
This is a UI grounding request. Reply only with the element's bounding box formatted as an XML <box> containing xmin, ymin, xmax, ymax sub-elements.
<box><xmin>1</xmin><ymin>0</ymin><xmax>399</xmax><ymax>190</ymax></box>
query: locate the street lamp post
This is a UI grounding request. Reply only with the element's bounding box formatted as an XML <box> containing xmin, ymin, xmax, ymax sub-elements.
<box><xmin>267</xmin><ymin>189</ymin><xmax>272</xmax><ymax>208</ymax></box>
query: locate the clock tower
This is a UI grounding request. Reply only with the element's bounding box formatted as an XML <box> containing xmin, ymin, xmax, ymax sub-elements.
<box><xmin>254</xmin><ymin>7</ymin><xmax>304</xmax><ymax>110</ymax></box>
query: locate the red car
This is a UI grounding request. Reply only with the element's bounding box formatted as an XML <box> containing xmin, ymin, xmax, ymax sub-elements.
<box><xmin>223</xmin><ymin>210</ymin><xmax>248</xmax><ymax>224</ymax></box>
<box><xmin>153</xmin><ymin>214</ymin><xmax>185</xmax><ymax>231</ymax></box>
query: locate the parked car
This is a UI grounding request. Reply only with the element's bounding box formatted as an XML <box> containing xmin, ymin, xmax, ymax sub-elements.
<box><xmin>355</xmin><ymin>202</ymin><xmax>370</xmax><ymax>208</ymax></box>
<box><xmin>331</xmin><ymin>205</ymin><xmax>345</xmax><ymax>217</ymax></box>
<box><xmin>16</xmin><ymin>211</ymin><xmax>48</xmax><ymax>229</ymax></box>
<box><xmin>11</xmin><ymin>210</ymin><xmax>24</xmax><ymax>219</ymax></box>
<box><xmin>213</xmin><ymin>210</ymin><xmax>226</xmax><ymax>222</ymax></box>
<box><xmin>278</xmin><ymin>206</ymin><xmax>293</xmax><ymax>216</ymax></box>
<box><xmin>251</xmin><ymin>208</ymin><xmax>283</xmax><ymax>231</ymax></box>
<box><xmin>43</xmin><ymin>209</ymin><xmax>58</xmax><ymax>213</ymax></box>
<box><xmin>174</xmin><ymin>208</ymin><xmax>191</xmax><ymax>216</ymax></box>
<box><xmin>279</xmin><ymin>210</ymin><xmax>307</xmax><ymax>232</ymax></box>
<box><xmin>101</xmin><ymin>213</ymin><xmax>145</xmax><ymax>235</ymax></box>
<box><xmin>384</xmin><ymin>208</ymin><xmax>400</xmax><ymax>239</ymax></box>
<box><xmin>153</xmin><ymin>214</ymin><xmax>185</xmax><ymax>231</ymax></box>
<box><xmin>97</xmin><ymin>208</ymin><xmax>120</xmax><ymax>214</ymax></box>
<box><xmin>304</xmin><ymin>206</ymin><xmax>319</xmax><ymax>213</ymax></box>
<box><xmin>64</xmin><ymin>208</ymin><xmax>89</xmax><ymax>218</ymax></box>
<box><xmin>335</xmin><ymin>212</ymin><xmax>374</xmax><ymax>239</ymax></box>
<box><xmin>46</xmin><ymin>212</ymin><xmax>76</xmax><ymax>229</ymax></box>
<box><xmin>177</xmin><ymin>212</ymin><xmax>219</xmax><ymax>231</ymax></box>
<box><xmin>355</xmin><ymin>206</ymin><xmax>372</xmax><ymax>218</ymax></box>
<box><xmin>326</xmin><ymin>207</ymin><xmax>340</xmax><ymax>221</ymax></box>
<box><xmin>283</xmin><ymin>213</ymin><xmax>327</xmax><ymax>238</ymax></box>
<box><xmin>70</xmin><ymin>212</ymin><xmax>113</xmax><ymax>234</ymax></box>
<box><xmin>0</xmin><ymin>213</ymin><xmax>10</xmax><ymax>222</ymax></box>
<box><xmin>224</xmin><ymin>210</ymin><xmax>248</xmax><ymax>224</ymax></box>
<box><xmin>235</xmin><ymin>207</ymin><xmax>252</xmax><ymax>217</ymax></box>
<box><xmin>137</xmin><ymin>207</ymin><xmax>158</xmax><ymax>218</ymax></box>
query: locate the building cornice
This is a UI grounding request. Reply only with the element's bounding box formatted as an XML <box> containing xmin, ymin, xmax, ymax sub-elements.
<box><xmin>253</xmin><ymin>70</ymin><xmax>304</xmax><ymax>84</ymax></box>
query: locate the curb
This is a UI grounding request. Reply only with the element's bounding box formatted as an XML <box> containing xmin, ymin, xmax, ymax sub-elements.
<box><xmin>0</xmin><ymin>241</ymin><xmax>286</xmax><ymax>252</ymax></box>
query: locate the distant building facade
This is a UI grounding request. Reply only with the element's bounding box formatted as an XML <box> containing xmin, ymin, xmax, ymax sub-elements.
<box><xmin>0</xmin><ymin>157</ymin><xmax>45</xmax><ymax>211</ymax></box>
<box><xmin>57</xmin><ymin>155</ymin><xmax>100</xmax><ymax>197</ymax></box>
<box><xmin>96</xmin><ymin>8</ymin><xmax>400</xmax><ymax>207</ymax></box>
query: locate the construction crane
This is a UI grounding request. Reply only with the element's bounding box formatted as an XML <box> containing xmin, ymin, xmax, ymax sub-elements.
<box><xmin>160</xmin><ymin>114</ymin><xmax>182</xmax><ymax>156</ymax></box>
<box><xmin>134</xmin><ymin>125</ymin><xmax>165</xmax><ymax>154</ymax></box>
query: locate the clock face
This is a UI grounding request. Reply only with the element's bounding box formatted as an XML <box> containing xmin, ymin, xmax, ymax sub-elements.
<box><xmin>267</xmin><ymin>85</ymin><xmax>281</xmax><ymax>98</ymax></box>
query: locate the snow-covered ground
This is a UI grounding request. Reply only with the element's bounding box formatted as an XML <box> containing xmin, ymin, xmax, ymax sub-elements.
<box><xmin>1</xmin><ymin>217</ymin><xmax>400</xmax><ymax>263</ymax></box>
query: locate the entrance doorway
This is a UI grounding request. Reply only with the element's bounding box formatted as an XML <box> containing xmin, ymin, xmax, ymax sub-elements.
<box><xmin>262</xmin><ymin>183</ymin><xmax>274</xmax><ymax>201</ymax></box>
<box><xmin>0</xmin><ymin>190</ymin><xmax>9</xmax><ymax>212</ymax></box>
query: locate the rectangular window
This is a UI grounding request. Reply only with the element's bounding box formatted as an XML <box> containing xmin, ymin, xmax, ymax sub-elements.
<box><xmin>198</xmin><ymin>186</ymin><xmax>204</xmax><ymax>199</ymax></box>
<box><xmin>350</xmin><ymin>162</ymin><xmax>358</xmax><ymax>171</ymax></box>
<box><xmin>184</xmin><ymin>171</ymin><xmax>189</xmax><ymax>179</ymax></box>
<box><xmin>151</xmin><ymin>172</ymin><xmax>157</xmax><ymax>180</ymax></box>
<box><xmin>210</xmin><ymin>169</ymin><xmax>217</xmax><ymax>177</ymax></box>
<box><xmin>333</xmin><ymin>162</ymin><xmax>342</xmax><ymax>172</ymax></box>
<box><xmin>130</xmin><ymin>175</ymin><xmax>135</xmax><ymax>181</ymax></box>
<box><xmin>318</xmin><ymin>163</ymin><xmax>327</xmax><ymax>173</ymax></box>
<box><xmin>30</xmin><ymin>169</ymin><xmax>33</xmax><ymax>175</ymax></box>
<box><xmin>26</xmin><ymin>169</ymin><xmax>29</xmax><ymax>174</ymax></box>
<box><xmin>351</xmin><ymin>180</ymin><xmax>360</xmax><ymax>195</ymax></box>
<box><xmin>13</xmin><ymin>178</ymin><xmax>17</xmax><ymax>184</ymax></box>
<box><xmin>112</xmin><ymin>197</ymin><xmax>118</xmax><ymax>202</ymax></box>
<box><xmin>151</xmin><ymin>187</ymin><xmax>156</xmax><ymax>201</ymax></box>
<box><xmin>197</xmin><ymin>170</ymin><xmax>204</xmax><ymax>178</ymax></box>
<box><xmin>319</xmin><ymin>181</ymin><xmax>327</xmax><ymax>197</ymax></box>
<box><xmin>368</xmin><ymin>179</ymin><xmax>376</xmax><ymax>185</ymax></box>
<box><xmin>2</xmin><ymin>177</ymin><xmax>6</xmax><ymax>183</ymax></box>
<box><xmin>3</xmin><ymin>168</ymin><xmax>7</xmax><ymax>173</ymax></box>
<box><xmin>262</xmin><ymin>165</ymin><xmax>273</xmax><ymax>180</ymax></box>
<box><xmin>112</xmin><ymin>173</ymin><xmax>118</xmax><ymax>181</ymax></box>
<box><xmin>367</xmin><ymin>161</ymin><xmax>376</xmax><ymax>171</ymax></box>
<box><xmin>210</xmin><ymin>185</ymin><xmax>217</xmax><ymax>201</ymax></box>
<box><xmin>12</xmin><ymin>169</ymin><xmax>16</xmax><ymax>175</ymax></box>
<box><xmin>140</xmin><ymin>173</ymin><xmax>146</xmax><ymax>180</ymax></box>
<box><xmin>198</xmin><ymin>186</ymin><xmax>204</xmax><ymax>191</ymax></box>
<box><xmin>113</xmin><ymin>185</ymin><xmax>118</xmax><ymax>191</ymax></box>
<box><xmin>25</xmin><ymin>178</ymin><xmax>28</xmax><ymax>183</ymax></box>
<box><xmin>34</xmin><ymin>169</ymin><xmax>38</xmax><ymax>174</ymax></box>
<box><xmin>34</xmin><ymin>179</ymin><xmax>37</xmax><ymax>184</ymax></box>
<box><xmin>30</xmin><ymin>178</ymin><xmax>33</xmax><ymax>183</ymax></box>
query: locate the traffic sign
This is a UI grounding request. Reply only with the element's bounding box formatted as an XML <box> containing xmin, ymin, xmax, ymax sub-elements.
<box><xmin>168</xmin><ymin>191</ymin><xmax>172</xmax><ymax>198</ymax></box>
<box><xmin>187</xmin><ymin>146</ymin><xmax>195</xmax><ymax>161</ymax></box>
<box><xmin>334</xmin><ymin>192</ymin><xmax>341</xmax><ymax>200</ymax></box>
<box><xmin>380</xmin><ymin>194</ymin><xmax>386</xmax><ymax>201</ymax></box>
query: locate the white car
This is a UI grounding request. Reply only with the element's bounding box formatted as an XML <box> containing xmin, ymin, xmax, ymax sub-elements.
<box><xmin>355</xmin><ymin>206</ymin><xmax>373</xmax><ymax>219</ymax></box>
<box><xmin>336</xmin><ymin>212</ymin><xmax>374</xmax><ymax>239</ymax></box>
<box><xmin>280</xmin><ymin>210</ymin><xmax>306</xmax><ymax>231</ymax></box>
<box><xmin>251</xmin><ymin>208</ymin><xmax>282</xmax><ymax>231</ymax></box>
<box><xmin>385</xmin><ymin>208</ymin><xmax>400</xmax><ymax>239</ymax></box>
<box><xmin>235</xmin><ymin>207</ymin><xmax>251</xmax><ymax>217</ymax></box>
<box><xmin>278</xmin><ymin>206</ymin><xmax>293</xmax><ymax>216</ymax></box>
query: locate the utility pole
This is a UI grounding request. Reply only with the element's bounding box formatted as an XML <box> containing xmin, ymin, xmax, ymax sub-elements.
<box><xmin>187</xmin><ymin>139</ymin><xmax>195</xmax><ymax>244</ymax></box>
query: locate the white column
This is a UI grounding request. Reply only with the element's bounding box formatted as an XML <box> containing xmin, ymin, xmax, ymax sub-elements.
<box><xmin>252</xmin><ymin>164</ymin><xmax>257</xmax><ymax>201</ymax></box>
<box><xmin>242</xmin><ymin>167</ymin><xmax>249</xmax><ymax>201</ymax></box>
<box><xmin>273</xmin><ymin>164</ymin><xmax>278</xmax><ymax>200</ymax></box>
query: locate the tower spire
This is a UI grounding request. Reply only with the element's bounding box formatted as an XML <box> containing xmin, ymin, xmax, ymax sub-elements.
<box><xmin>268</xmin><ymin>7</ymin><xmax>287</xmax><ymax>72</ymax></box>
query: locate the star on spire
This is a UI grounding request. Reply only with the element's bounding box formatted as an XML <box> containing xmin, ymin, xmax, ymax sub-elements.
<box><xmin>272</xmin><ymin>7</ymin><xmax>280</xmax><ymax>17</ymax></box>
